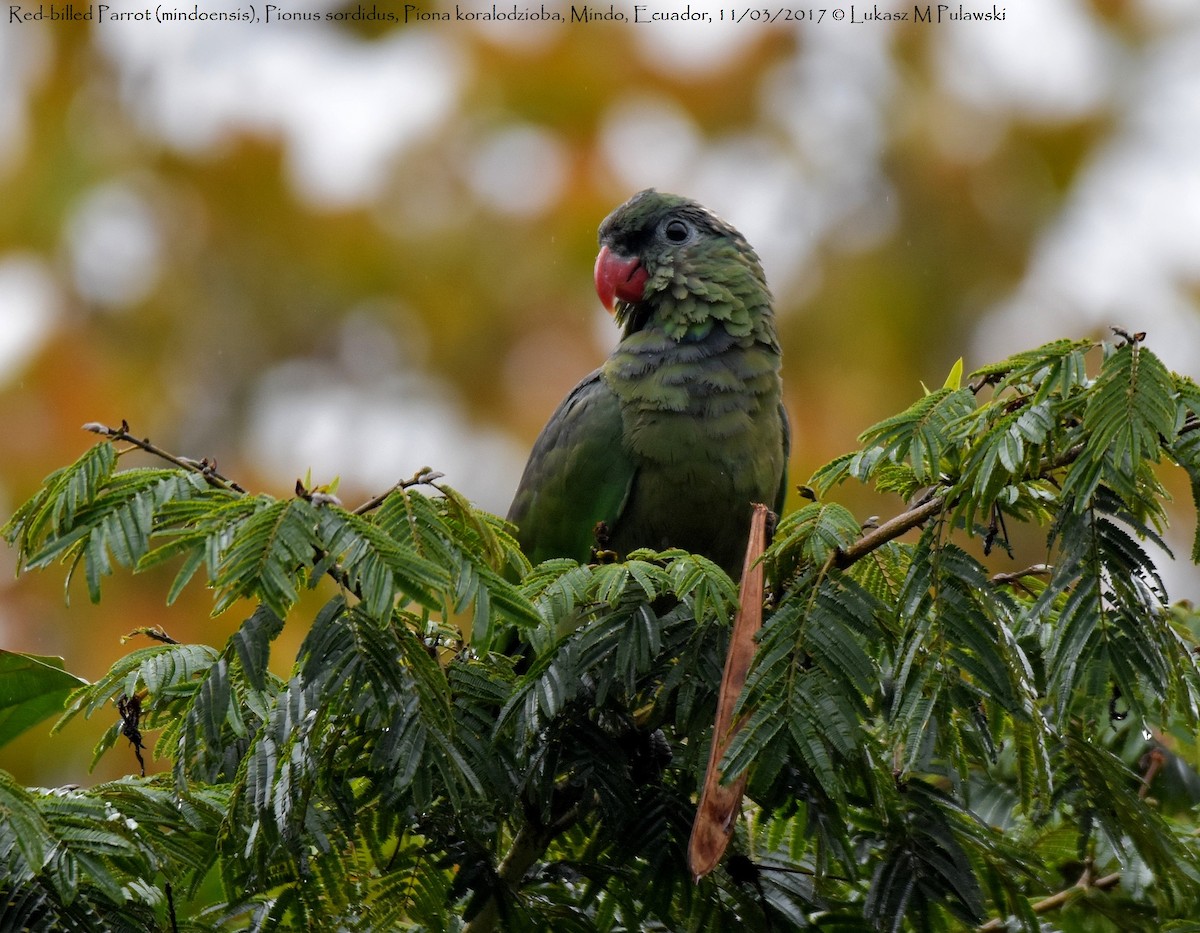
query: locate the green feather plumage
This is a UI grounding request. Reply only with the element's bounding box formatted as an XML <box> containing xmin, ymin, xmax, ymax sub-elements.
<box><xmin>507</xmin><ymin>189</ymin><xmax>789</xmax><ymax>577</ymax></box>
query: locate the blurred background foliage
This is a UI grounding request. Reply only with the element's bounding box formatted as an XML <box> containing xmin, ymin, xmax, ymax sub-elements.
<box><xmin>2</xmin><ymin>0</ymin><xmax>1200</xmax><ymax>789</ymax></box>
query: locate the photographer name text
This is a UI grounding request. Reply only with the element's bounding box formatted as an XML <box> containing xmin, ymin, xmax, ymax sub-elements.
<box><xmin>6</xmin><ymin>2</ymin><xmax>1008</xmax><ymax>25</ymax></box>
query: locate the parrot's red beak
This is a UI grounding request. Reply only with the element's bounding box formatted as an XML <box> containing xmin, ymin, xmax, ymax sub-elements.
<box><xmin>594</xmin><ymin>245</ymin><xmax>649</xmax><ymax>312</ymax></box>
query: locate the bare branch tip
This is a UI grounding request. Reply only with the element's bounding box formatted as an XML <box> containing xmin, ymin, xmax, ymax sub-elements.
<box><xmin>1110</xmin><ymin>326</ymin><xmax>1147</xmax><ymax>347</ymax></box>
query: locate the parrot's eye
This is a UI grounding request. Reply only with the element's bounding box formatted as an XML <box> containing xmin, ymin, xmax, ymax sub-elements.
<box><xmin>662</xmin><ymin>218</ymin><xmax>694</xmax><ymax>244</ymax></box>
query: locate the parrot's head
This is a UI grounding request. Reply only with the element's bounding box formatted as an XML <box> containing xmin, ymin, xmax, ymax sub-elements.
<box><xmin>594</xmin><ymin>189</ymin><xmax>773</xmax><ymax>342</ymax></box>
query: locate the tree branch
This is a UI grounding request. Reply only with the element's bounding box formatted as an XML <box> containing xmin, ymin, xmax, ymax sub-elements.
<box><xmin>977</xmin><ymin>869</ymin><xmax>1120</xmax><ymax>931</ymax></box>
<box><xmin>831</xmin><ymin>433</ymin><xmax>1091</xmax><ymax>573</ymax></box>
<box><xmin>84</xmin><ymin>420</ymin><xmax>446</xmax><ymax>514</ymax></box>
<box><xmin>990</xmin><ymin>564</ymin><xmax>1053</xmax><ymax>595</ymax></box>
<box><xmin>461</xmin><ymin>803</ymin><xmax>582</xmax><ymax>933</ymax></box>
<box><xmin>833</xmin><ymin>491</ymin><xmax>948</xmax><ymax>570</ymax></box>
<box><xmin>84</xmin><ymin>420</ymin><xmax>246</xmax><ymax>493</ymax></box>
<box><xmin>989</xmin><ymin>564</ymin><xmax>1052</xmax><ymax>586</ymax></box>
<box><xmin>979</xmin><ymin>744</ymin><xmax>1162</xmax><ymax>930</ymax></box>
<box><xmin>352</xmin><ymin>467</ymin><xmax>445</xmax><ymax>515</ymax></box>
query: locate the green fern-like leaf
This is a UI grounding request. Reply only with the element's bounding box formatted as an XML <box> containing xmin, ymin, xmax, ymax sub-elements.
<box><xmin>1063</xmin><ymin>342</ymin><xmax>1175</xmax><ymax>508</ymax></box>
<box><xmin>770</xmin><ymin>501</ymin><xmax>861</xmax><ymax>573</ymax></box>
<box><xmin>314</xmin><ymin>506</ymin><xmax>449</xmax><ymax>618</ymax></box>
<box><xmin>212</xmin><ymin>496</ymin><xmax>321</xmax><ymax>617</ymax></box>
<box><xmin>55</xmin><ymin>642</ymin><xmax>220</xmax><ymax>773</ymax></box>
<box><xmin>3</xmin><ymin>442</ymin><xmax>117</xmax><ymax>553</ymax></box>
<box><xmin>857</xmin><ymin>387</ymin><xmax>976</xmax><ymax>484</ymax></box>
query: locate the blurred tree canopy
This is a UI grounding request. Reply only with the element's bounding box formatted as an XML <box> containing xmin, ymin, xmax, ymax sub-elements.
<box><xmin>2</xmin><ymin>0</ymin><xmax>1200</xmax><ymax>791</ymax></box>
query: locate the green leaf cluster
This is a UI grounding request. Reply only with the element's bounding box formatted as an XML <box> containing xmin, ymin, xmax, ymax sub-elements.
<box><xmin>3</xmin><ymin>334</ymin><xmax>1200</xmax><ymax>930</ymax></box>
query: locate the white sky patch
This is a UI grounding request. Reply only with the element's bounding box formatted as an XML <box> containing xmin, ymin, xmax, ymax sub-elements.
<box><xmin>0</xmin><ymin>27</ymin><xmax>51</xmax><ymax>177</ymax></box>
<box><xmin>244</xmin><ymin>313</ymin><xmax>523</xmax><ymax>513</ymax></box>
<box><xmin>461</xmin><ymin>4</ymin><xmax>565</xmax><ymax>50</ymax></box>
<box><xmin>245</xmin><ymin>360</ymin><xmax>526</xmax><ymax>514</ymax></box>
<box><xmin>767</xmin><ymin>25</ymin><xmax>898</xmax><ymax>276</ymax></box>
<box><xmin>730</xmin><ymin>25</ymin><xmax>897</xmax><ymax>300</ymax></box>
<box><xmin>934</xmin><ymin>0</ymin><xmax>1118</xmax><ymax>121</ymax></box>
<box><xmin>599</xmin><ymin>25</ymin><xmax>897</xmax><ymax>305</ymax></box>
<box><xmin>599</xmin><ymin>96</ymin><xmax>703</xmax><ymax>196</ymax></box>
<box><xmin>763</xmin><ymin>26</ymin><xmax>892</xmax><ymax>177</ymax></box>
<box><xmin>631</xmin><ymin>12</ymin><xmax>764</xmax><ymax>77</ymax></box>
<box><xmin>0</xmin><ymin>254</ymin><xmax>62</xmax><ymax>384</ymax></box>
<box><xmin>65</xmin><ymin>181</ymin><xmax>163</xmax><ymax>310</ymax></box>
<box><xmin>466</xmin><ymin>124</ymin><xmax>570</xmax><ymax>217</ymax></box>
<box><xmin>597</xmin><ymin>94</ymin><xmax>700</xmax><ymax>194</ymax></box>
<box><xmin>972</xmin><ymin>11</ymin><xmax>1200</xmax><ymax>377</ymax></box>
<box><xmin>1135</xmin><ymin>0</ymin><xmax>1200</xmax><ymax>28</ymax></box>
<box><xmin>95</xmin><ymin>20</ymin><xmax>464</xmax><ymax>208</ymax></box>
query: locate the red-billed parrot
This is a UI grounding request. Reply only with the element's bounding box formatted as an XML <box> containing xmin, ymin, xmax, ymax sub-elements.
<box><xmin>507</xmin><ymin>189</ymin><xmax>788</xmax><ymax>577</ymax></box>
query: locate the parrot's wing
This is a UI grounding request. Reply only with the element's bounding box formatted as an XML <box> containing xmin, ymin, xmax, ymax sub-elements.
<box><xmin>507</xmin><ymin>370</ymin><xmax>637</xmax><ymax>565</ymax></box>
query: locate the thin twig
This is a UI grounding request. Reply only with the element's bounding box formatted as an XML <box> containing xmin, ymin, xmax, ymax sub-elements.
<box><xmin>353</xmin><ymin>467</ymin><xmax>445</xmax><ymax>515</ymax></box>
<box><xmin>1042</xmin><ymin>442</ymin><xmax>1087</xmax><ymax>473</ymax></box>
<box><xmin>83</xmin><ymin>420</ymin><xmax>245</xmax><ymax>493</ymax></box>
<box><xmin>84</xmin><ymin>420</ymin><xmax>447</xmax><ymax>516</ymax></box>
<box><xmin>165</xmin><ymin>881</ymin><xmax>180</xmax><ymax>933</ymax></box>
<box><xmin>990</xmin><ymin>564</ymin><xmax>1053</xmax><ymax>591</ymax></box>
<box><xmin>1110</xmin><ymin>326</ymin><xmax>1146</xmax><ymax>347</ymax></box>
<box><xmin>832</xmin><ymin>432</ymin><xmax>1093</xmax><ymax>573</ymax></box>
<box><xmin>1139</xmin><ymin>747</ymin><xmax>1166</xmax><ymax>799</ymax></box>
<box><xmin>121</xmin><ymin>626</ymin><xmax>179</xmax><ymax>645</ymax></box>
<box><xmin>81</xmin><ymin>419</ymin><xmax>449</xmax><ymax>606</ymax></box>
<box><xmin>968</xmin><ymin>373</ymin><xmax>1003</xmax><ymax>396</ymax></box>
<box><xmin>978</xmin><ymin>744</ymin><xmax>1164</xmax><ymax>930</ymax></box>
<box><xmin>977</xmin><ymin>870</ymin><xmax>1121</xmax><ymax>931</ymax></box>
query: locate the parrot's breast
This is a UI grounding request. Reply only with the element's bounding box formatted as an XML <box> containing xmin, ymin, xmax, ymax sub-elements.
<box><xmin>603</xmin><ymin>329</ymin><xmax>785</xmax><ymax>574</ymax></box>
